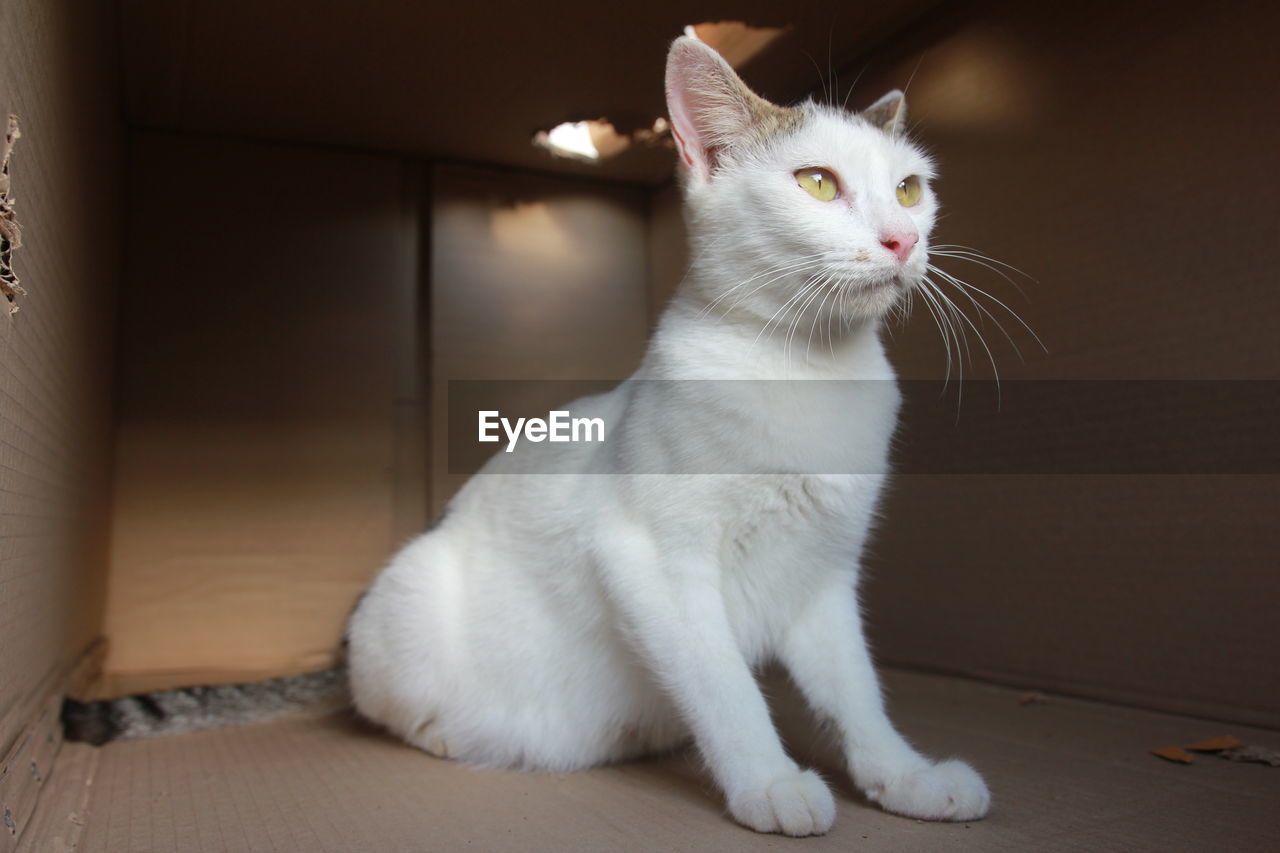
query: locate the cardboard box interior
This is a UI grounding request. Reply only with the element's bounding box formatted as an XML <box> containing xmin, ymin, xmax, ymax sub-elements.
<box><xmin>2</xmin><ymin>0</ymin><xmax>1278</xmax><ymax>850</ymax></box>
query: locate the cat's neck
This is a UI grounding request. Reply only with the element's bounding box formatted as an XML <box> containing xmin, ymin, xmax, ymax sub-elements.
<box><xmin>643</xmin><ymin>271</ymin><xmax>895</xmax><ymax>382</ymax></box>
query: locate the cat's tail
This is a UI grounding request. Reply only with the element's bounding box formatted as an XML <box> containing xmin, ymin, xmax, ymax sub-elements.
<box><xmin>60</xmin><ymin>665</ymin><xmax>349</xmax><ymax>746</ymax></box>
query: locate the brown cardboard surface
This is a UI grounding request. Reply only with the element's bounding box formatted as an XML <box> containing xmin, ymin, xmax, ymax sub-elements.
<box><xmin>1</xmin><ymin>644</ymin><xmax>101</xmax><ymax>853</ymax></box>
<box><xmin>0</xmin><ymin>0</ymin><xmax>120</xmax><ymax>756</ymax></box>
<box><xmin>866</xmin><ymin>475</ymin><xmax>1280</xmax><ymax>729</ymax></box>
<box><xmin>15</xmin><ymin>741</ymin><xmax>95</xmax><ymax>853</ymax></box>
<box><xmin>876</xmin><ymin>0</ymin><xmax>1280</xmax><ymax>383</ymax></box>
<box><xmin>4</xmin><ymin>9</ymin><xmax>1274</xmax><ymax>847</ymax></box>
<box><xmin>429</xmin><ymin>163</ymin><xmax>651</xmax><ymax>513</ymax></box>
<box><xmin>645</xmin><ymin>183</ymin><xmax>687</xmax><ymax>322</ymax></box>
<box><xmin>1</xmin><ymin>667</ymin><xmax>67</xmax><ymax>852</ymax></box>
<box><xmin>115</xmin><ymin>0</ymin><xmax>940</xmax><ymax>186</ymax></box>
<box><xmin>836</xmin><ymin>0</ymin><xmax>1280</xmax><ymax>724</ymax></box>
<box><xmin>66</xmin><ymin>669</ymin><xmax>1280</xmax><ymax>852</ymax></box>
<box><xmin>103</xmin><ymin>133</ymin><xmax>424</xmax><ymax>694</ymax></box>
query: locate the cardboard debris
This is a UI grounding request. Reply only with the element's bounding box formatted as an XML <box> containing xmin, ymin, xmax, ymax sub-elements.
<box><xmin>1186</xmin><ymin>735</ymin><xmax>1243</xmax><ymax>752</ymax></box>
<box><xmin>1</xmin><ymin>113</ymin><xmax>25</xmax><ymax>313</ymax></box>
<box><xmin>1151</xmin><ymin>747</ymin><xmax>1195</xmax><ymax>764</ymax></box>
<box><xmin>1219</xmin><ymin>744</ymin><xmax>1280</xmax><ymax>767</ymax></box>
<box><xmin>1150</xmin><ymin>736</ymin><xmax>1280</xmax><ymax>767</ymax></box>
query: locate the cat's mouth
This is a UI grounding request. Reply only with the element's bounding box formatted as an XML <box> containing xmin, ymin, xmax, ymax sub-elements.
<box><xmin>858</xmin><ymin>272</ymin><xmax>912</xmax><ymax>293</ymax></box>
<box><xmin>830</xmin><ymin>260</ymin><xmax>917</xmax><ymax>294</ymax></box>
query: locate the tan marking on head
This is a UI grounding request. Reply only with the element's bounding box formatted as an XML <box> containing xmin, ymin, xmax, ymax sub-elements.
<box><xmin>747</xmin><ymin>97</ymin><xmax>804</xmax><ymax>140</ymax></box>
<box><xmin>854</xmin><ymin>250</ymin><xmax>872</xmax><ymax>262</ymax></box>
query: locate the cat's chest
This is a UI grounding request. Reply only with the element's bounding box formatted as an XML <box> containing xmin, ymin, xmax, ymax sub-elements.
<box><xmin>730</xmin><ymin>471</ymin><xmax>878</xmax><ymax>533</ymax></box>
<box><xmin>720</xmin><ymin>475</ymin><xmax>875</xmax><ymax>580</ymax></box>
<box><xmin>711</xmin><ymin>474</ymin><xmax>879</xmax><ymax>658</ymax></box>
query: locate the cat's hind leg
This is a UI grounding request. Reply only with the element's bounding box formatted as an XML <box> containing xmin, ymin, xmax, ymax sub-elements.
<box><xmin>350</xmin><ymin>527</ymin><xmax>689</xmax><ymax>772</ymax></box>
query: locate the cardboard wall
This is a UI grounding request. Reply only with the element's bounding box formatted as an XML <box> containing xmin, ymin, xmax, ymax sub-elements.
<box><xmin>65</xmin><ymin>0</ymin><xmax>1277</xmax><ymax>726</ymax></box>
<box><xmin>845</xmin><ymin>0</ymin><xmax>1280</xmax><ymax>725</ymax></box>
<box><xmin>428</xmin><ymin>163</ymin><xmax>651</xmax><ymax>513</ymax></box>
<box><xmin>645</xmin><ymin>183</ymin><xmax>687</xmax><ymax>321</ymax></box>
<box><xmin>103</xmin><ymin>153</ymin><xmax>654</xmax><ymax>691</ymax></box>
<box><xmin>0</xmin><ymin>0</ymin><xmax>121</xmax><ymax>753</ymax></box>
<box><xmin>102</xmin><ymin>133</ymin><xmax>423</xmax><ymax>695</ymax></box>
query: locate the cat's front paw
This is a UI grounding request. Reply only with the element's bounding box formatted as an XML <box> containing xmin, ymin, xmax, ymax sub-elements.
<box><xmin>866</xmin><ymin>759</ymin><xmax>990</xmax><ymax>821</ymax></box>
<box><xmin>727</xmin><ymin>768</ymin><xmax>836</xmax><ymax>836</ymax></box>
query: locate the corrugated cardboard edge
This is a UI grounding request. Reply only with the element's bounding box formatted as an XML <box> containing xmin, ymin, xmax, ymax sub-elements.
<box><xmin>0</xmin><ymin>641</ymin><xmax>104</xmax><ymax>853</ymax></box>
<box><xmin>13</xmin><ymin>746</ymin><xmax>96</xmax><ymax>853</ymax></box>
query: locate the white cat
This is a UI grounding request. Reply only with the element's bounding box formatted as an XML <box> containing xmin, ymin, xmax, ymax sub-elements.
<box><xmin>346</xmin><ymin>36</ymin><xmax>991</xmax><ymax>836</ymax></box>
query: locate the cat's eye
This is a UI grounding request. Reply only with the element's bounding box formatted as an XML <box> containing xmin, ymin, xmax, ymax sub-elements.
<box><xmin>896</xmin><ymin>175</ymin><xmax>923</xmax><ymax>207</ymax></box>
<box><xmin>795</xmin><ymin>168</ymin><xmax>839</xmax><ymax>202</ymax></box>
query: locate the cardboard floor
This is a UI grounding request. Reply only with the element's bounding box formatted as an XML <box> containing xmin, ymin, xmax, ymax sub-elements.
<box><xmin>37</xmin><ymin>670</ymin><xmax>1279</xmax><ymax>852</ymax></box>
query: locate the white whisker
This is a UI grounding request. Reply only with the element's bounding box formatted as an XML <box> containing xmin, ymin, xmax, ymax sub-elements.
<box><xmin>781</xmin><ymin>272</ymin><xmax>827</xmax><ymax>372</ymax></box>
<box><xmin>698</xmin><ymin>256</ymin><xmax>827</xmax><ymax>321</ymax></box>
<box><xmin>927</xmin><ymin>262</ymin><xmax>1046</xmax><ymax>354</ymax></box>
<box><xmin>914</xmin><ymin>280</ymin><xmax>957</xmax><ymax>389</ymax></box>
<box><xmin>748</xmin><ymin>275</ymin><xmax>824</xmax><ymax>363</ymax></box>
<box><xmin>805</xmin><ymin>279</ymin><xmax>837</xmax><ymax>363</ymax></box>
<box><xmin>928</xmin><ymin>265</ymin><xmax>1023</xmax><ymax>359</ymax></box>
<box><xmin>929</xmin><ymin>276</ymin><xmax>1002</xmax><ymax>407</ymax></box>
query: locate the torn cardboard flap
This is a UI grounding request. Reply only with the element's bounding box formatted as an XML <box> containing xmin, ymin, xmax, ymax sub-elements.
<box><xmin>2</xmin><ymin>114</ymin><xmax>26</xmax><ymax>313</ymax></box>
<box><xmin>1</xmin><ymin>115</ymin><xmax>19</xmax><ymax>197</ymax></box>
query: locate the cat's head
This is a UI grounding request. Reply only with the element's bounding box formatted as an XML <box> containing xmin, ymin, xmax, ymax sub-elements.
<box><xmin>665</xmin><ymin>36</ymin><xmax>936</xmax><ymax>323</ymax></box>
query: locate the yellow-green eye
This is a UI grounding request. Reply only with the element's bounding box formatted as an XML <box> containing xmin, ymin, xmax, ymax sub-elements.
<box><xmin>795</xmin><ymin>168</ymin><xmax>839</xmax><ymax>202</ymax></box>
<box><xmin>896</xmin><ymin>175</ymin><xmax>922</xmax><ymax>207</ymax></box>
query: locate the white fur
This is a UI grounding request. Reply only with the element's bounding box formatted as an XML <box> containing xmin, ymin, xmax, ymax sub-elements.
<box><xmin>347</xmin><ymin>36</ymin><xmax>990</xmax><ymax>836</ymax></box>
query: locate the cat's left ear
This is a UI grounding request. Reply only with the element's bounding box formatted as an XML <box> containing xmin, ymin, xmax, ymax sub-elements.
<box><xmin>665</xmin><ymin>36</ymin><xmax>792</xmax><ymax>182</ymax></box>
<box><xmin>862</xmin><ymin>90</ymin><xmax>908</xmax><ymax>135</ymax></box>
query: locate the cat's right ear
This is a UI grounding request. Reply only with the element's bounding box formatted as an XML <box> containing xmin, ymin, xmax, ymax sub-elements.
<box><xmin>665</xmin><ymin>36</ymin><xmax>776</xmax><ymax>183</ymax></box>
<box><xmin>862</xmin><ymin>90</ymin><xmax>908</xmax><ymax>135</ymax></box>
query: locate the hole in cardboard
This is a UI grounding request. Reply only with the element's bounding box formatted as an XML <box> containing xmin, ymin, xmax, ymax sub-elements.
<box><xmin>684</xmin><ymin>20</ymin><xmax>786</xmax><ymax>69</ymax></box>
<box><xmin>1</xmin><ymin>114</ymin><xmax>25</xmax><ymax>314</ymax></box>
<box><xmin>532</xmin><ymin>117</ymin><xmax>670</xmax><ymax>163</ymax></box>
<box><xmin>530</xmin><ymin>22</ymin><xmax>779</xmax><ymax>165</ymax></box>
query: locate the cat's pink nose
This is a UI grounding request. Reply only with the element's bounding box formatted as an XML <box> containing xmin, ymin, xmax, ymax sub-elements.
<box><xmin>880</xmin><ymin>231</ymin><xmax>919</xmax><ymax>264</ymax></box>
